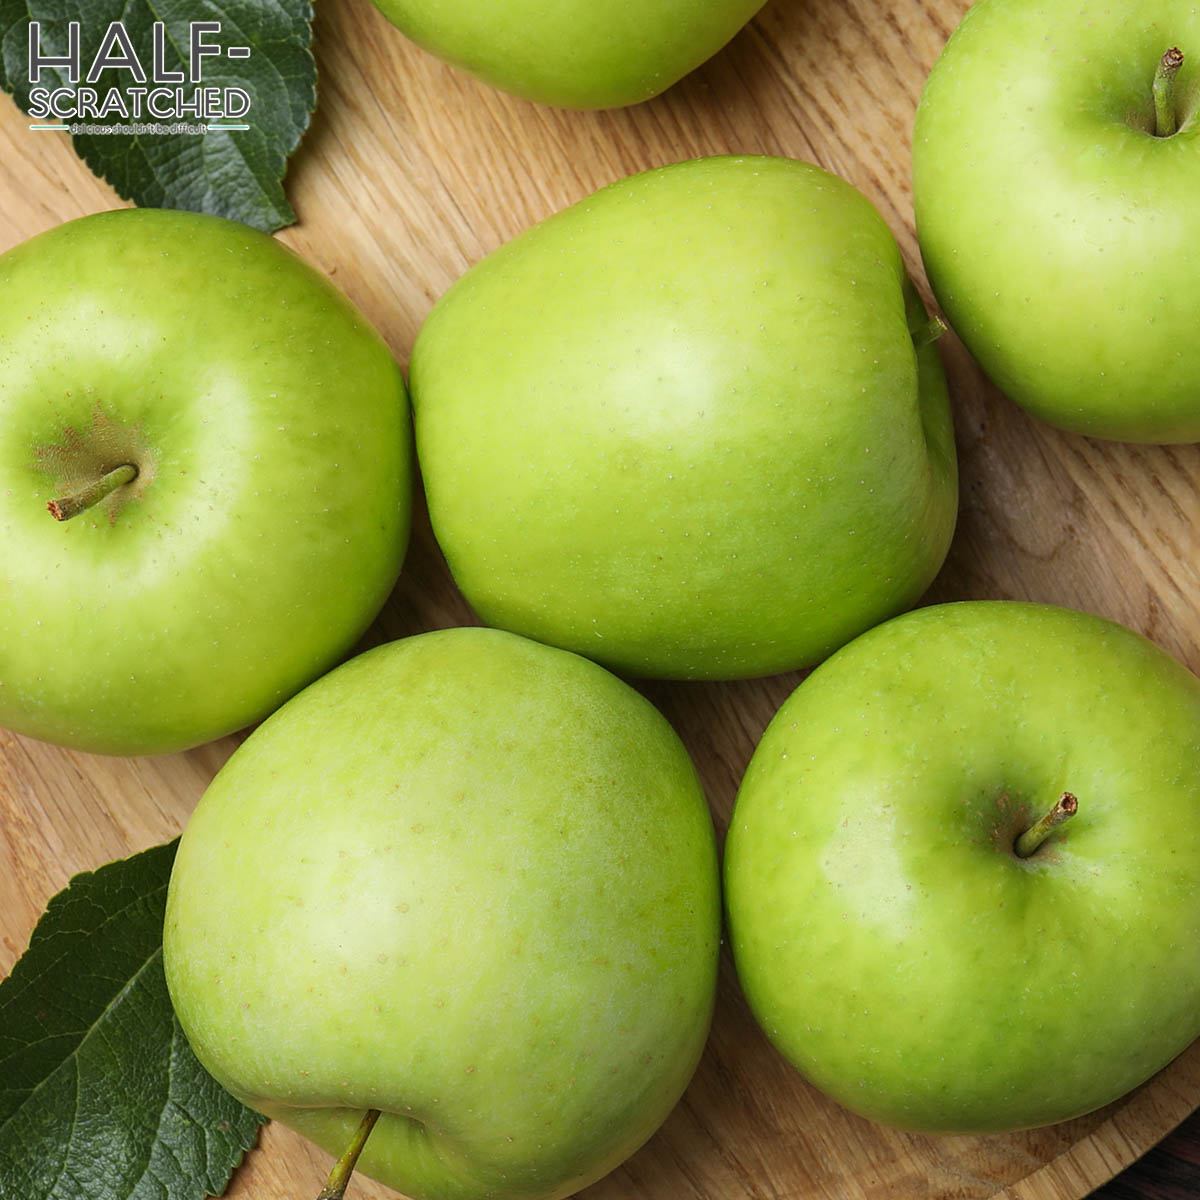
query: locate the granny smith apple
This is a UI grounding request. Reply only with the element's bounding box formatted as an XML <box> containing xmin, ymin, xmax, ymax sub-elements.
<box><xmin>725</xmin><ymin>600</ymin><xmax>1200</xmax><ymax>1133</ymax></box>
<box><xmin>411</xmin><ymin>155</ymin><xmax>958</xmax><ymax>681</ymax></box>
<box><xmin>913</xmin><ymin>0</ymin><xmax>1200</xmax><ymax>442</ymax></box>
<box><xmin>369</xmin><ymin>0</ymin><xmax>765</xmax><ymax>109</ymax></box>
<box><xmin>163</xmin><ymin>626</ymin><xmax>720</xmax><ymax>1200</ymax></box>
<box><xmin>0</xmin><ymin>209</ymin><xmax>411</xmax><ymax>755</ymax></box>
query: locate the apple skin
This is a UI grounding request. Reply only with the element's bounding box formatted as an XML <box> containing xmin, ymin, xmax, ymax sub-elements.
<box><xmin>163</xmin><ymin>626</ymin><xmax>720</xmax><ymax>1200</ymax></box>
<box><xmin>913</xmin><ymin>0</ymin><xmax>1200</xmax><ymax>443</ymax></box>
<box><xmin>411</xmin><ymin>156</ymin><xmax>958</xmax><ymax>682</ymax></box>
<box><xmin>724</xmin><ymin>601</ymin><xmax>1200</xmax><ymax>1133</ymax></box>
<box><xmin>368</xmin><ymin>0</ymin><xmax>765</xmax><ymax>109</ymax></box>
<box><xmin>0</xmin><ymin>209</ymin><xmax>411</xmax><ymax>755</ymax></box>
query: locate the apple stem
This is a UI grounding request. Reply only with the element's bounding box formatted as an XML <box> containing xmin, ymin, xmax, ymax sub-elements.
<box><xmin>911</xmin><ymin>315</ymin><xmax>948</xmax><ymax>350</ymax></box>
<box><xmin>1154</xmin><ymin>47</ymin><xmax>1184</xmax><ymax>138</ymax></box>
<box><xmin>315</xmin><ymin>1109</ymin><xmax>381</xmax><ymax>1200</ymax></box>
<box><xmin>1014</xmin><ymin>792</ymin><xmax>1078</xmax><ymax>858</ymax></box>
<box><xmin>47</xmin><ymin>463</ymin><xmax>138</xmax><ymax>521</ymax></box>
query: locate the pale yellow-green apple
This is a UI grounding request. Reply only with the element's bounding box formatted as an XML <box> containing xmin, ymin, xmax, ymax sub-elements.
<box><xmin>410</xmin><ymin>156</ymin><xmax>958</xmax><ymax>681</ymax></box>
<box><xmin>164</xmin><ymin>626</ymin><xmax>720</xmax><ymax>1200</ymax></box>
<box><xmin>914</xmin><ymin>0</ymin><xmax>1200</xmax><ymax>442</ymax></box>
<box><xmin>725</xmin><ymin>601</ymin><xmax>1200</xmax><ymax>1132</ymax></box>
<box><xmin>0</xmin><ymin>209</ymin><xmax>411</xmax><ymax>755</ymax></box>
<box><xmin>368</xmin><ymin>0</ymin><xmax>765</xmax><ymax>108</ymax></box>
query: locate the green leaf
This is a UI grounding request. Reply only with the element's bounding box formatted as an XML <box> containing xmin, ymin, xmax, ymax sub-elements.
<box><xmin>0</xmin><ymin>1</ymin><xmax>316</xmax><ymax>232</ymax></box>
<box><xmin>0</xmin><ymin>841</ymin><xmax>265</xmax><ymax>1200</ymax></box>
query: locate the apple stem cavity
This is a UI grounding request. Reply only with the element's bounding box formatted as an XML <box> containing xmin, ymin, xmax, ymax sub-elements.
<box><xmin>911</xmin><ymin>315</ymin><xmax>948</xmax><ymax>350</ymax></box>
<box><xmin>1154</xmin><ymin>48</ymin><xmax>1185</xmax><ymax>138</ymax></box>
<box><xmin>316</xmin><ymin>1108</ymin><xmax>381</xmax><ymax>1200</ymax></box>
<box><xmin>47</xmin><ymin>463</ymin><xmax>138</xmax><ymax>521</ymax></box>
<box><xmin>1014</xmin><ymin>792</ymin><xmax>1078</xmax><ymax>858</ymax></box>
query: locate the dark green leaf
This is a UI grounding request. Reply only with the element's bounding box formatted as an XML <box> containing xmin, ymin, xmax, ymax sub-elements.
<box><xmin>0</xmin><ymin>0</ymin><xmax>316</xmax><ymax>231</ymax></box>
<box><xmin>0</xmin><ymin>841</ymin><xmax>265</xmax><ymax>1200</ymax></box>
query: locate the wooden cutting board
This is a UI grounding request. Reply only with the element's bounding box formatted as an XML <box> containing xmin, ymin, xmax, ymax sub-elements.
<box><xmin>2</xmin><ymin>0</ymin><xmax>1199</xmax><ymax>1197</ymax></box>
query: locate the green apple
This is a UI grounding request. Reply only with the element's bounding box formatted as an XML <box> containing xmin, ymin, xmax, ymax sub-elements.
<box><xmin>0</xmin><ymin>209</ymin><xmax>411</xmax><ymax>755</ymax></box>
<box><xmin>410</xmin><ymin>155</ymin><xmax>958</xmax><ymax>681</ymax></box>
<box><xmin>163</xmin><ymin>626</ymin><xmax>720</xmax><ymax>1200</ymax></box>
<box><xmin>724</xmin><ymin>600</ymin><xmax>1200</xmax><ymax>1133</ymax></box>
<box><xmin>913</xmin><ymin>0</ymin><xmax>1200</xmax><ymax>443</ymax></box>
<box><xmin>369</xmin><ymin>0</ymin><xmax>765</xmax><ymax>109</ymax></box>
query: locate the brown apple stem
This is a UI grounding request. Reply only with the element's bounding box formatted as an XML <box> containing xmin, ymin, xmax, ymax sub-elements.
<box><xmin>1154</xmin><ymin>47</ymin><xmax>1184</xmax><ymax>138</ymax></box>
<box><xmin>316</xmin><ymin>1109</ymin><xmax>381</xmax><ymax>1200</ymax></box>
<box><xmin>47</xmin><ymin>463</ymin><xmax>137</xmax><ymax>521</ymax></box>
<box><xmin>1015</xmin><ymin>792</ymin><xmax>1078</xmax><ymax>858</ymax></box>
<box><xmin>911</xmin><ymin>315</ymin><xmax>948</xmax><ymax>350</ymax></box>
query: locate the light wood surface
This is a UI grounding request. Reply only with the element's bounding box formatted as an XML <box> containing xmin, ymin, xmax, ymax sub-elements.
<box><xmin>2</xmin><ymin>0</ymin><xmax>1199</xmax><ymax>1198</ymax></box>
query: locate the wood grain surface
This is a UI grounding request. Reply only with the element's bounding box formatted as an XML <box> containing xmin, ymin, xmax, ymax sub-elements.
<box><xmin>1093</xmin><ymin>1114</ymin><xmax>1200</xmax><ymax>1198</ymax></box>
<box><xmin>2</xmin><ymin>0</ymin><xmax>1199</xmax><ymax>1198</ymax></box>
